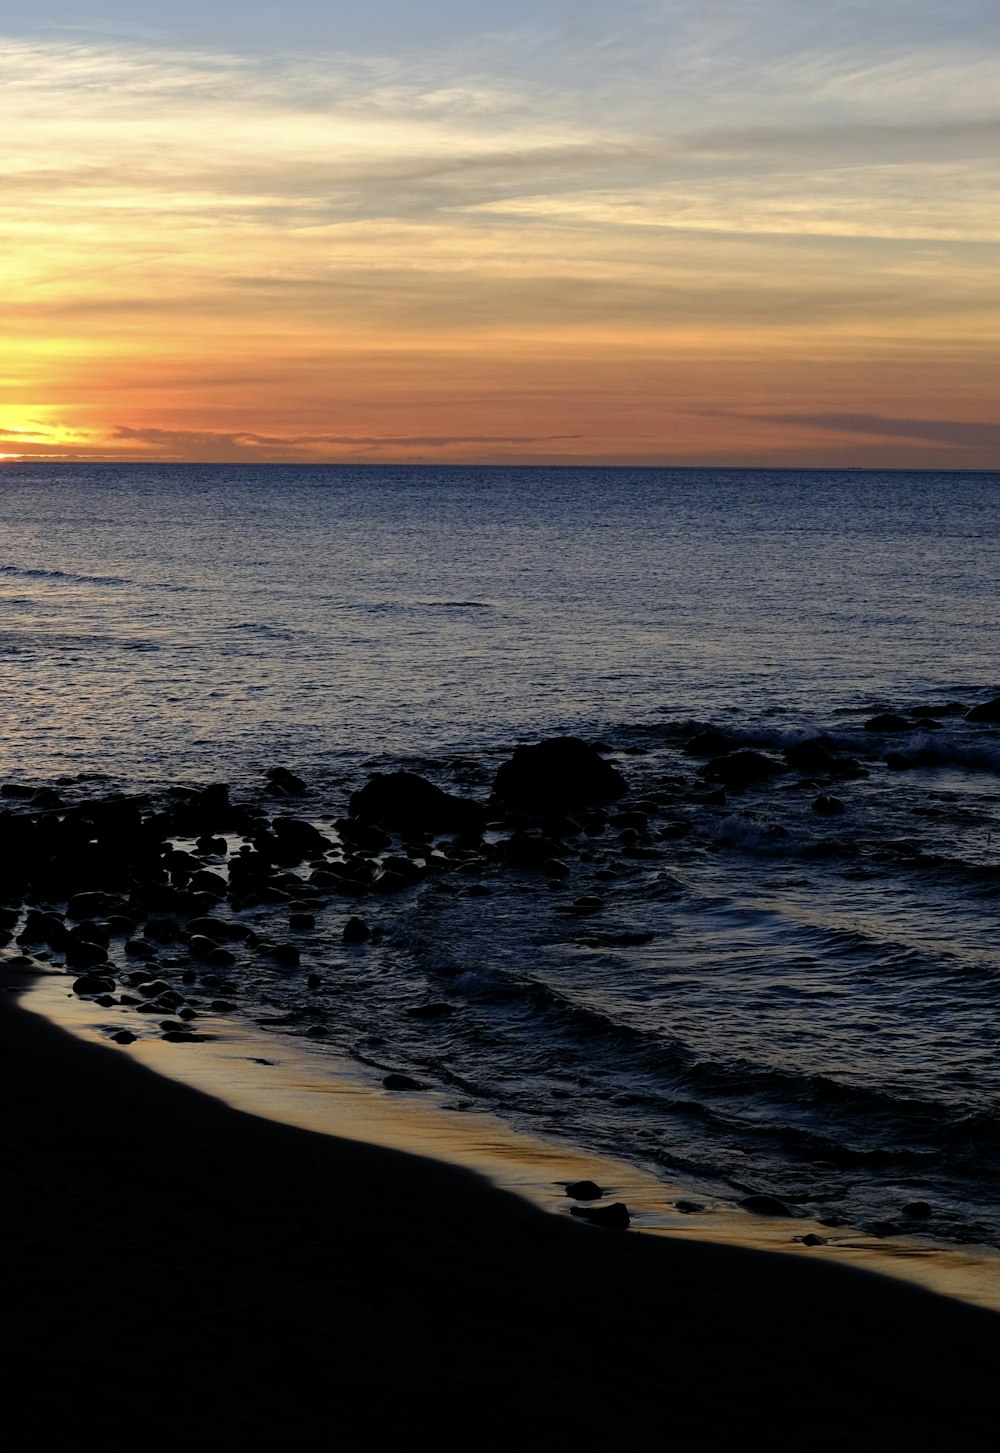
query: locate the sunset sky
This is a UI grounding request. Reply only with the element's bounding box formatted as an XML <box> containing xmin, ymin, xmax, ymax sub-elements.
<box><xmin>2</xmin><ymin>1</ymin><xmax>998</xmax><ymax>467</ymax></box>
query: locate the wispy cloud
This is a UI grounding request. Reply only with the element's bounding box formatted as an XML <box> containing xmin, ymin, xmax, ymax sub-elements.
<box><xmin>112</xmin><ymin>425</ymin><xmax>584</xmax><ymax>459</ymax></box>
<box><xmin>757</xmin><ymin>412</ymin><xmax>1000</xmax><ymax>449</ymax></box>
<box><xmin>2</xmin><ymin>8</ymin><xmax>999</xmax><ymax>465</ymax></box>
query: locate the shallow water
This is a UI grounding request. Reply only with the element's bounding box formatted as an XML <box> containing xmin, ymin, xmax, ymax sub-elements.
<box><xmin>2</xmin><ymin>462</ymin><xmax>999</xmax><ymax>1259</ymax></box>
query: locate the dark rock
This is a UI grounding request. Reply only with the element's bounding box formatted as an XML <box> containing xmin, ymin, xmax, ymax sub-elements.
<box><xmin>70</xmin><ymin>920</ymin><xmax>110</xmax><ymax>947</ymax></box>
<box><xmin>703</xmin><ymin>751</ymin><xmax>786</xmax><ymax>786</ymax></box>
<box><xmin>124</xmin><ymin>939</ymin><xmax>156</xmax><ymax>960</ymax></box>
<box><xmin>965</xmin><ymin>697</ymin><xmax>1000</xmax><ymax>724</ymax></box>
<box><xmin>208</xmin><ymin>947</ymin><xmax>236</xmax><ymax>968</ymax></box>
<box><xmin>568</xmin><ymin>896</ymin><xmax>604</xmax><ymax>914</ymax></box>
<box><xmin>265</xmin><ymin>766</ymin><xmax>307</xmax><ymax>795</ymax></box>
<box><xmin>190</xmin><ymin>870</ymin><xmax>227</xmax><ymax>897</ymax></box>
<box><xmin>68</xmin><ymin>891</ymin><xmax>126</xmax><ymax>920</ymax></box>
<box><xmin>569</xmin><ymin>1202</ymin><xmax>630</xmax><ymax>1229</ymax></box>
<box><xmin>740</xmin><ymin>1194</ymin><xmax>795</xmax><ymax>1217</ymax></box>
<box><xmin>188</xmin><ymin>934</ymin><xmax>220</xmax><ymax>960</ymax></box>
<box><xmin>864</xmin><ymin>713</ymin><xmax>912</xmax><ymax>732</ymax></box>
<box><xmin>682</xmin><ymin>729</ymin><xmax>738</xmax><ymax>758</ymax></box>
<box><xmin>675</xmin><ymin>1200</ymin><xmax>706</xmax><ymax>1214</ymax></box>
<box><xmin>18</xmin><ymin>911</ymin><xmax>68</xmax><ymax>949</ymax></box>
<box><xmin>812</xmin><ymin>794</ymin><xmax>846</xmax><ymax>816</ymax></box>
<box><xmin>289</xmin><ymin>912</ymin><xmax>315</xmax><ymax>930</ymax></box>
<box><xmin>565</xmin><ymin>1180</ymin><xmax>603</xmax><ymax>1201</ymax></box>
<box><xmin>161</xmin><ymin>1030</ymin><xmax>208</xmax><ymax>1043</ymax></box>
<box><xmin>784</xmin><ymin>739</ymin><xmax>837</xmax><ymax>772</ymax></box>
<box><xmin>901</xmin><ymin>1200</ymin><xmax>933</xmax><ymax>1219</ymax></box>
<box><xmin>376</xmin><ymin>856</ymin><xmax>425</xmax><ymax>887</ymax></box>
<box><xmin>492</xmin><ymin>738</ymin><xmax>627</xmax><ymax>813</ymax></box>
<box><xmin>271</xmin><ymin>817</ymin><xmax>330</xmax><ymax>860</ymax></box>
<box><xmin>350</xmin><ymin>772</ymin><xmax>484</xmax><ymax>834</ymax></box>
<box><xmin>797</xmin><ymin>1234</ymin><xmax>828</xmax><ymax>1247</ymax></box>
<box><xmin>268</xmin><ymin>943</ymin><xmax>300</xmax><ymax>968</ymax></box>
<box><xmin>343</xmin><ymin>916</ymin><xmax>371</xmax><ymax>944</ymax></box>
<box><xmin>111</xmin><ymin>1030</ymin><xmax>137</xmax><ymax>1045</ymax></box>
<box><xmin>72</xmin><ymin>973</ymin><xmax>116</xmax><ymax>996</ymax></box>
<box><xmin>65</xmin><ymin>940</ymin><xmax>110</xmax><ymax>970</ymax></box>
<box><xmin>31</xmin><ymin>787</ymin><xmax>64</xmax><ymax>809</ymax></box>
<box><xmin>383</xmin><ymin>1072</ymin><xmax>424</xmax><ymax>1091</ymax></box>
<box><xmin>105</xmin><ymin>914</ymin><xmax>138</xmax><ymax>937</ymax></box>
<box><xmin>406</xmin><ymin>1002</ymin><xmax>455</xmax><ymax>1019</ymax></box>
<box><xmin>136</xmin><ymin>979</ymin><xmax>173</xmax><ymax>998</ymax></box>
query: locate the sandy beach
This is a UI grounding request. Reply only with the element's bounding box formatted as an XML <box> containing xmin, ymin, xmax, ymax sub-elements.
<box><xmin>3</xmin><ymin>969</ymin><xmax>999</xmax><ymax>1451</ymax></box>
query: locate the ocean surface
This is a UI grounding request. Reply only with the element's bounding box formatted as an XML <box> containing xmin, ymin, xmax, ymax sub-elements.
<box><xmin>2</xmin><ymin>462</ymin><xmax>999</xmax><ymax>1249</ymax></box>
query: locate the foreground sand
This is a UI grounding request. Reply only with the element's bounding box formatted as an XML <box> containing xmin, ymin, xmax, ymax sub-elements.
<box><xmin>3</xmin><ymin>981</ymin><xmax>998</xmax><ymax>1451</ymax></box>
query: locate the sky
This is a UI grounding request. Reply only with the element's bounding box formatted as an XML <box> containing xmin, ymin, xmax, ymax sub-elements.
<box><xmin>2</xmin><ymin>1</ymin><xmax>998</xmax><ymax>467</ymax></box>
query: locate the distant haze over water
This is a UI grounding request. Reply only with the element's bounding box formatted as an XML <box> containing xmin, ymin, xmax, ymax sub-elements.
<box><xmin>3</xmin><ymin>462</ymin><xmax>1000</xmax><ymax>1253</ymax></box>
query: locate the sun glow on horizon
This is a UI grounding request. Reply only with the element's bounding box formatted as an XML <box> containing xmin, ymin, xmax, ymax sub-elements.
<box><xmin>2</xmin><ymin>5</ymin><xmax>998</xmax><ymax>468</ymax></box>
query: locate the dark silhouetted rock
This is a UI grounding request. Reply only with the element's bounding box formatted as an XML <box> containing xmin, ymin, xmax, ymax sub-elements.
<box><xmin>289</xmin><ymin>912</ymin><xmax>315</xmax><ymax>930</ymax></box>
<box><xmin>492</xmin><ymin>738</ymin><xmax>627</xmax><ymax>814</ymax></box>
<box><xmin>265</xmin><ymin>766</ymin><xmax>307</xmax><ymax>795</ymax></box>
<box><xmin>683</xmin><ymin>729</ymin><xmax>738</xmax><ymax>758</ymax></box>
<box><xmin>798</xmin><ymin>1234</ymin><xmax>828</xmax><ymax>1247</ymax></box>
<box><xmin>406</xmin><ymin>1002</ymin><xmax>455</xmax><ymax>1019</ymax></box>
<box><xmin>190</xmin><ymin>870</ymin><xmax>227</xmax><ymax>897</ymax></box>
<box><xmin>343</xmin><ymin>916</ymin><xmax>371</xmax><ymax>944</ymax></box>
<box><xmin>784</xmin><ymin>739</ymin><xmax>837</xmax><ymax>772</ymax></box>
<box><xmin>65</xmin><ymin>940</ymin><xmax>110</xmax><ymax>970</ymax></box>
<box><xmin>703</xmin><ymin>751</ymin><xmax>786</xmax><ymax>786</ymax></box>
<box><xmin>675</xmin><ymin>1200</ymin><xmax>706</xmax><ymax>1214</ymax></box>
<box><xmin>68</xmin><ymin>891</ymin><xmax>126</xmax><ymax>920</ymax></box>
<box><xmin>812</xmin><ymin>794</ymin><xmax>846</xmax><ymax>816</ymax></box>
<box><xmin>864</xmin><ymin>713</ymin><xmax>912</xmax><ymax>732</ymax></box>
<box><xmin>383</xmin><ymin>1072</ymin><xmax>424</xmax><ymax>1091</ymax></box>
<box><xmin>136</xmin><ymin>979</ymin><xmax>173</xmax><ymax>998</ymax></box>
<box><xmin>271</xmin><ymin>817</ymin><xmax>330</xmax><ymax>860</ymax></box>
<box><xmin>965</xmin><ymin>698</ymin><xmax>1000</xmax><ymax>724</ymax></box>
<box><xmin>569</xmin><ymin>1202</ymin><xmax>630</xmax><ymax>1229</ymax></box>
<box><xmin>740</xmin><ymin>1194</ymin><xmax>795</xmax><ymax>1217</ymax></box>
<box><xmin>72</xmin><ymin>973</ymin><xmax>116</xmax><ymax>996</ymax></box>
<box><xmin>902</xmin><ymin>1200</ymin><xmax>933</xmax><ymax>1219</ymax></box>
<box><xmin>350</xmin><ymin>772</ymin><xmax>484</xmax><ymax>834</ymax></box>
<box><xmin>565</xmin><ymin>1180</ymin><xmax>603</xmax><ymax>1201</ymax></box>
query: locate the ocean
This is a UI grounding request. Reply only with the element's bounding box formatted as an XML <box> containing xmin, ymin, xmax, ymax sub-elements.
<box><xmin>2</xmin><ymin>461</ymin><xmax>999</xmax><ymax>1254</ymax></box>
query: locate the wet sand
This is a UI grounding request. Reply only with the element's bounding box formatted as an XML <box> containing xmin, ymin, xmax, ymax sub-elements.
<box><xmin>3</xmin><ymin>972</ymin><xmax>999</xmax><ymax>1451</ymax></box>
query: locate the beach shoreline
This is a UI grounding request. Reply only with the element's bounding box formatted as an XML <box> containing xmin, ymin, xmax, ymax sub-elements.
<box><xmin>27</xmin><ymin>961</ymin><xmax>1000</xmax><ymax>1315</ymax></box>
<box><xmin>4</xmin><ymin>963</ymin><xmax>999</xmax><ymax>1450</ymax></box>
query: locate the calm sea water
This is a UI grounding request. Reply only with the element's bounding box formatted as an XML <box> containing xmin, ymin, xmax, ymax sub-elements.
<box><xmin>2</xmin><ymin>463</ymin><xmax>999</xmax><ymax>1247</ymax></box>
